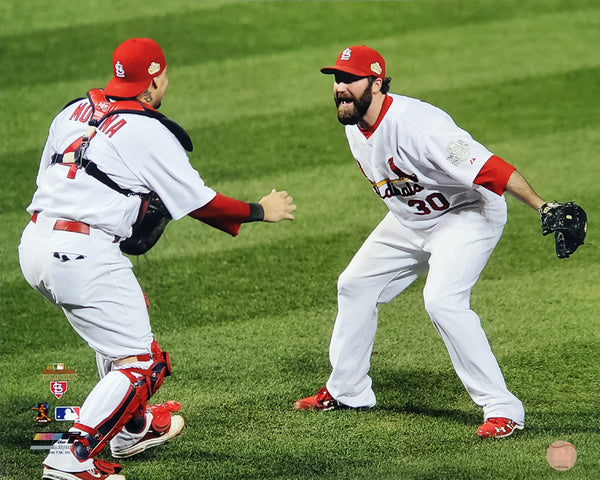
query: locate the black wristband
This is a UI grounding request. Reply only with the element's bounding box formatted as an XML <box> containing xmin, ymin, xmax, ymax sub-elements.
<box><xmin>247</xmin><ymin>203</ymin><xmax>265</xmax><ymax>222</ymax></box>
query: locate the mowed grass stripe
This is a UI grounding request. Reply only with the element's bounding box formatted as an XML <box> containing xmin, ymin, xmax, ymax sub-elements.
<box><xmin>138</xmin><ymin>7</ymin><xmax>600</xmax><ymax>128</ymax></box>
<box><xmin>5</xmin><ymin>0</ymin><xmax>597</xmax><ymax>39</ymax></box>
<box><xmin>176</xmin><ymin>67</ymin><xmax>599</xmax><ymax>185</ymax></box>
<box><xmin>0</xmin><ymin>0</ymin><xmax>227</xmax><ymax>37</ymax></box>
<box><xmin>2</xmin><ymin>6</ymin><xmax>598</xmax><ymax>159</ymax></box>
<box><xmin>3</xmin><ymin>0</ymin><xmax>597</xmax><ymax>88</ymax></box>
<box><xmin>1</xmin><ymin>300</ymin><xmax>595</xmax><ymax>410</ymax></box>
<box><xmin>381</xmin><ymin>7</ymin><xmax>600</xmax><ymax>92</ymax></box>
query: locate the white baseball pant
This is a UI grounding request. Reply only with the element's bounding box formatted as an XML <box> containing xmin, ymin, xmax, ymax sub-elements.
<box><xmin>18</xmin><ymin>214</ymin><xmax>154</xmax><ymax>359</ymax></box>
<box><xmin>18</xmin><ymin>214</ymin><xmax>157</xmax><ymax>469</ymax></box>
<box><xmin>326</xmin><ymin>210</ymin><xmax>525</xmax><ymax>424</ymax></box>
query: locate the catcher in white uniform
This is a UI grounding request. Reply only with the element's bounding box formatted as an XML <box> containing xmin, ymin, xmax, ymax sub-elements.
<box><xmin>294</xmin><ymin>45</ymin><xmax>586</xmax><ymax>439</ymax></box>
<box><xmin>19</xmin><ymin>38</ymin><xmax>295</xmax><ymax>480</ymax></box>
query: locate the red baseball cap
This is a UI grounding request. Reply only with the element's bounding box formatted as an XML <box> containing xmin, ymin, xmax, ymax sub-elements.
<box><xmin>104</xmin><ymin>38</ymin><xmax>166</xmax><ymax>98</ymax></box>
<box><xmin>321</xmin><ymin>45</ymin><xmax>385</xmax><ymax>79</ymax></box>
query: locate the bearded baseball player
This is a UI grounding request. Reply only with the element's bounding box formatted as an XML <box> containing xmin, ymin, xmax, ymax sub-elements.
<box><xmin>19</xmin><ymin>38</ymin><xmax>295</xmax><ymax>480</ymax></box>
<box><xmin>294</xmin><ymin>46</ymin><xmax>586</xmax><ymax>438</ymax></box>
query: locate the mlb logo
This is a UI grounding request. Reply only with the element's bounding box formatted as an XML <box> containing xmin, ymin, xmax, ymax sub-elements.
<box><xmin>50</xmin><ymin>381</ymin><xmax>68</xmax><ymax>399</ymax></box>
<box><xmin>55</xmin><ymin>406</ymin><xmax>80</xmax><ymax>421</ymax></box>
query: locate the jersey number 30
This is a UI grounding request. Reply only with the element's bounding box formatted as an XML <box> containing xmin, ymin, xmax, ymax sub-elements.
<box><xmin>408</xmin><ymin>192</ymin><xmax>450</xmax><ymax>215</ymax></box>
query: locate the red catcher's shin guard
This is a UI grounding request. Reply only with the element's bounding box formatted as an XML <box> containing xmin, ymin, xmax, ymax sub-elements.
<box><xmin>71</xmin><ymin>371</ymin><xmax>147</xmax><ymax>461</ymax></box>
<box><xmin>70</xmin><ymin>344</ymin><xmax>171</xmax><ymax>461</ymax></box>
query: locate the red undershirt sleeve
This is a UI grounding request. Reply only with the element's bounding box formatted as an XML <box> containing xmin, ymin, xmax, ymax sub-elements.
<box><xmin>188</xmin><ymin>193</ymin><xmax>264</xmax><ymax>236</ymax></box>
<box><xmin>473</xmin><ymin>155</ymin><xmax>516</xmax><ymax>195</ymax></box>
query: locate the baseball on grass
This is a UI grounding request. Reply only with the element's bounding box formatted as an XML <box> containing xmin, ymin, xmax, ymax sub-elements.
<box><xmin>546</xmin><ymin>440</ymin><xmax>577</xmax><ymax>471</ymax></box>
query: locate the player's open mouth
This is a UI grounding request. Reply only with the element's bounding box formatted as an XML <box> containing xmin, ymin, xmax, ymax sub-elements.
<box><xmin>336</xmin><ymin>96</ymin><xmax>355</xmax><ymax>107</ymax></box>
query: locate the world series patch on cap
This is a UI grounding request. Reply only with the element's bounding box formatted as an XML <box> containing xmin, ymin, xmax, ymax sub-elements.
<box><xmin>321</xmin><ymin>45</ymin><xmax>386</xmax><ymax>79</ymax></box>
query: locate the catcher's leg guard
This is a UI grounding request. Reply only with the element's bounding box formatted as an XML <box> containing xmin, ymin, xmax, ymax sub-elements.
<box><xmin>119</xmin><ymin>347</ymin><xmax>172</xmax><ymax>434</ymax></box>
<box><xmin>144</xmin><ymin>340</ymin><xmax>171</xmax><ymax>397</ymax></box>
<box><xmin>71</xmin><ymin>344</ymin><xmax>171</xmax><ymax>461</ymax></box>
<box><xmin>70</xmin><ymin>370</ymin><xmax>148</xmax><ymax>461</ymax></box>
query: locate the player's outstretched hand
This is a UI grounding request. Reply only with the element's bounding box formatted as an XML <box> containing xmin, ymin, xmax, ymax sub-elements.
<box><xmin>259</xmin><ymin>189</ymin><xmax>296</xmax><ymax>222</ymax></box>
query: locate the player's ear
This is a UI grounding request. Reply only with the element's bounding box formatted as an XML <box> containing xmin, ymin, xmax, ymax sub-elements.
<box><xmin>372</xmin><ymin>77</ymin><xmax>383</xmax><ymax>93</ymax></box>
<box><xmin>151</xmin><ymin>68</ymin><xmax>168</xmax><ymax>90</ymax></box>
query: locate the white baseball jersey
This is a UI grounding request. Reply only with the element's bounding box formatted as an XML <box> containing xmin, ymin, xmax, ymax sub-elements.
<box><xmin>27</xmin><ymin>98</ymin><xmax>217</xmax><ymax>239</ymax></box>
<box><xmin>20</xmin><ymin>96</ymin><xmax>217</xmax><ymax>357</ymax></box>
<box><xmin>345</xmin><ymin>93</ymin><xmax>507</xmax><ymax>229</ymax></box>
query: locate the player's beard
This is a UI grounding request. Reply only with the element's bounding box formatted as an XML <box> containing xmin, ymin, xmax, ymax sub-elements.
<box><xmin>335</xmin><ymin>84</ymin><xmax>372</xmax><ymax>125</ymax></box>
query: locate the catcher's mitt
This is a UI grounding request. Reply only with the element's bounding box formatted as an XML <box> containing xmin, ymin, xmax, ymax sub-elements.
<box><xmin>539</xmin><ymin>201</ymin><xmax>587</xmax><ymax>259</ymax></box>
<box><xmin>120</xmin><ymin>192</ymin><xmax>172</xmax><ymax>255</ymax></box>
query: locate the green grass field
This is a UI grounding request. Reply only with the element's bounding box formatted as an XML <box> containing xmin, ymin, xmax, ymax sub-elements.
<box><xmin>1</xmin><ymin>1</ymin><xmax>599</xmax><ymax>479</ymax></box>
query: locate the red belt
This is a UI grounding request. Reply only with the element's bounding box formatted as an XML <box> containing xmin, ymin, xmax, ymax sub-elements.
<box><xmin>31</xmin><ymin>212</ymin><xmax>90</xmax><ymax>235</ymax></box>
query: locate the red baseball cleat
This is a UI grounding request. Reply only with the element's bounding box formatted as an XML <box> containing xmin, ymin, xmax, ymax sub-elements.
<box><xmin>42</xmin><ymin>459</ymin><xmax>125</xmax><ymax>480</ymax></box>
<box><xmin>294</xmin><ymin>386</ymin><xmax>368</xmax><ymax>411</ymax></box>
<box><xmin>477</xmin><ymin>417</ymin><xmax>523</xmax><ymax>439</ymax></box>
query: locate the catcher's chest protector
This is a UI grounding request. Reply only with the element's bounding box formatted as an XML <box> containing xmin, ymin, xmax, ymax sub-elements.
<box><xmin>51</xmin><ymin>89</ymin><xmax>193</xmax><ymax>254</ymax></box>
<box><xmin>87</xmin><ymin>89</ymin><xmax>192</xmax><ymax>150</ymax></box>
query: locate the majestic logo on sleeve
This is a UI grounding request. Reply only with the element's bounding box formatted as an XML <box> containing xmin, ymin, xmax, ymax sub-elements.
<box><xmin>446</xmin><ymin>140</ymin><xmax>470</xmax><ymax>165</ymax></box>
